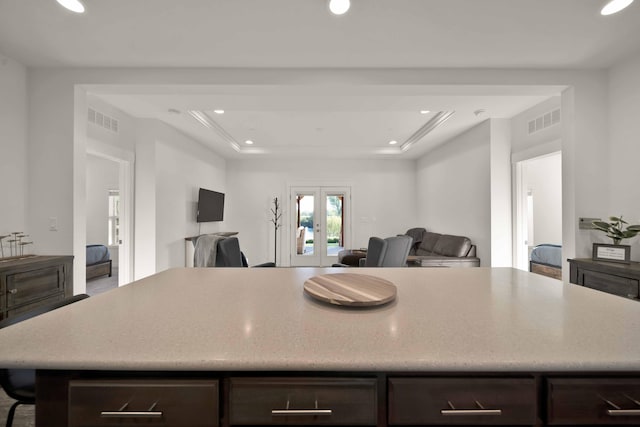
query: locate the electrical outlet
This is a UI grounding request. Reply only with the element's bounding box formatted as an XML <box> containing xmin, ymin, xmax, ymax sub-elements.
<box><xmin>49</xmin><ymin>217</ymin><xmax>58</xmax><ymax>231</ymax></box>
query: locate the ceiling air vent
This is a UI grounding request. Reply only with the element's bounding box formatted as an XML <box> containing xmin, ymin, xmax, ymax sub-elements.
<box><xmin>528</xmin><ymin>108</ymin><xmax>561</xmax><ymax>135</ymax></box>
<box><xmin>88</xmin><ymin>107</ymin><xmax>119</xmax><ymax>134</ymax></box>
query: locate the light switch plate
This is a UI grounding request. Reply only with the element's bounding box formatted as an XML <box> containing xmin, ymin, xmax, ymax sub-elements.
<box><xmin>49</xmin><ymin>217</ymin><xmax>58</xmax><ymax>231</ymax></box>
<box><xmin>579</xmin><ymin>217</ymin><xmax>600</xmax><ymax>230</ymax></box>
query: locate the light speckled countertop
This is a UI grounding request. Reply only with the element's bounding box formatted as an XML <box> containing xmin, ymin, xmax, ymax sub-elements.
<box><xmin>1</xmin><ymin>267</ymin><xmax>640</xmax><ymax>372</ymax></box>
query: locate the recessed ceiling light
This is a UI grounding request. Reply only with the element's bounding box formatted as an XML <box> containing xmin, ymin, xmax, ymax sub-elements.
<box><xmin>329</xmin><ymin>0</ymin><xmax>350</xmax><ymax>15</ymax></box>
<box><xmin>56</xmin><ymin>0</ymin><xmax>85</xmax><ymax>13</ymax></box>
<box><xmin>245</xmin><ymin>140</ymin><xmax>254</xmax><ymax>145</ymax></box>
<box><xmin>601</xmin><ymin>0</ymin><xmax>634</xmax><ymax>15</ymax></box>
<box><xmin>389</xmin><ymin>140</ymin><xmax>398</xmax><ymax>145</ymax></box>
<box><xmin>420</xmin><ymin>110</ymin><xmax>431</xmax><ymax>114</ymax></box>
<box><xmin>213</xmin><ymin>110</ymin><xmax>225</xmax><ymax>114</ymax></box>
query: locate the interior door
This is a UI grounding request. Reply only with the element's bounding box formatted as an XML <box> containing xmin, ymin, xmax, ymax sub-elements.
<box><xmin>290</xmin><ymin>186</ymin><xmax>350</xmax><ymax>267</ymax></box>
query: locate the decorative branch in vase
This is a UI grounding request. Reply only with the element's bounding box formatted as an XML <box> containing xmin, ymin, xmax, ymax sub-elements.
<box><xmin>270</xmin><ymin>197</ymin><xmax>283</xmax><ymax>265</ymax></box>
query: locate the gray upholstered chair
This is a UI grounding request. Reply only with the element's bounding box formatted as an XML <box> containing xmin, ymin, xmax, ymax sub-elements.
<box><xmin>358</xmin><ymin>236</ymin><xmax>388</xmax><ymax>267</ymax></box>
<box><xmin>380</xmin><ymin>235</ymin><xmax>413</xmax><ymax>267</ymax></box>
<box><xmin>217</xmin><ymin>237</ymin><xmax>275</xmax><ymax>267</ymax></box>
<box><xmin>0</xmin><ymin>293</ymin><xmax>90</xmax><ymax>427</ymax></box>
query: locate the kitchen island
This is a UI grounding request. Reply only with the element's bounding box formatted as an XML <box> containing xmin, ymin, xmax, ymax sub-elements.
<box><xmin>1</xmin><ymin>267</ymin><xmax>640</xmax><ymax>426</ymax></box>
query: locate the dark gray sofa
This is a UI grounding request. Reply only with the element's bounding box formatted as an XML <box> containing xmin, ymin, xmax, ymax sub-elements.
<box><xmin>404</xmin><ymin>228</ymin><xmax>480</xmax><ymax>267</ymax></box>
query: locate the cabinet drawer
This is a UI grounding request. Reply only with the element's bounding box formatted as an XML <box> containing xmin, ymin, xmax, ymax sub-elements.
<box><xmin>6</xmin><ymin>264</ymin><xmax>65</xmax><ymax>307</ymax></box>
<box><xmin>547</xmin><ymin>378</ymin><xmax>640</xmax><ymax>425</ymax></box>
<box><xmin>388</xmin><ymin>377</ymin><xmax>537</xmax><ymax>425</ymax></box>
<box><xmin>229</xmin><ymin>377</ymin><xmax>377</xmax><ymax>425</ymax></box>
<box><xmin>68</xmin><ymin>379</ymin><xmax>219</xmax><ymax>427</ymax></box>
<box><xmin>7</xmin><ymin>292</ymin><xmax>64</xmax><ymax>317</ymax></box>
<box><xmin>580</xmin><ymin>269</ymin><xmax>639</xmax><ymax>299</ymax></box>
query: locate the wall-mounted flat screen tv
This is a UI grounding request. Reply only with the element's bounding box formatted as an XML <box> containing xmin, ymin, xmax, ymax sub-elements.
<box><xmin>197</xmin><ymin>188</ymin><xmax>225</xmax><ymax>222</ymax></box>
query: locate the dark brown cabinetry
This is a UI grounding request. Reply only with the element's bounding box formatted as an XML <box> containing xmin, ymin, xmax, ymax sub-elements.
<box><xmin>229</xmin><ymin>377</ymin><xmax>377</xmax><ymax>426</ymax></box>
<box><xmin>35</xmin><ymin>372</ymin><xmax>640</xmax><ymax>427</ymax></box>
<box><xmin>568</xmin><ymin>258</ymin><xmax>640</xmax><ymax>300</ymax></box>
<box><xmin>547</xmin><ymin>378</ymin><xmax>640</xmax><ymax>425</ymax></box>
<box><xmin>388</xmin><ymin>377</ymin><xmax>537</xmax><ymax>425</ymax></box>
<box><xmin>68</xmin><ymin>379</ymin><xmax>219</xmax><ymax>427</ymax></box>
<box><xmin>0</xmin><ymin>255</ymin><xmax>73</xmax><ymax>320</ymax></box>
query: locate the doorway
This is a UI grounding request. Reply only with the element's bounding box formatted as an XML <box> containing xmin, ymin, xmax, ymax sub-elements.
<box><xmin>513</xmin><ymin>151</ymin><xmax>562</xmax><ymax>271</ymax></box>
<box><xmin>290</xmin><ymin>186</ymin><xmax>351</xmax><ymax>266</ymax></box>
<box><xmin>86</xmin><ymin>140</ymin><xmax>134</xmax><ymax>288</ymax></box>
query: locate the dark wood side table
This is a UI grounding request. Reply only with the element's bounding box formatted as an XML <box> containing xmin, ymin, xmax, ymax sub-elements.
<box><xmin>568</xmin><ymin>258</ymin><xmax>640</xmax><ymax>300</ymax></box>
<box><xmin>0</xmin><ymin>255</ymin><xmax>74</xmax><ymax>320</ymax></box>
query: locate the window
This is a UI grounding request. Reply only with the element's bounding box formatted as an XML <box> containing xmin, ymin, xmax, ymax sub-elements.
<box><xmin>108</xmin><ymin>190</ymin><xmax>120</xmax><ymax>246</ymax></box>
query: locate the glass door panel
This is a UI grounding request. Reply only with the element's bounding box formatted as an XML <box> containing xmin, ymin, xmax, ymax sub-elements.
<box><xmin>324</xmin><ymin>194</ymin><xmax>344</xmax><ymax>259</ymax></box>
<box><xmin>291</xmin><ymin>186</ymin><xmax>350</xmax><ymax>267</ymax></box>
<box><xmin>291</xmin><ymin>188</ymin><xmax>321</xmax><ymax>266</ymax></box>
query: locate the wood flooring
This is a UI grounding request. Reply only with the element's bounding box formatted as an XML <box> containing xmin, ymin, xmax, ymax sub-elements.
<box><xmin>0</xmin><ymin>389</ymin><xmax>34</xmax><ymax>427</ymax></box>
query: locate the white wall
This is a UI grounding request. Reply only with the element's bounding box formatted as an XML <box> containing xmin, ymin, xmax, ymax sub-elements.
<box><xmin>155</xmin><ymin>124</ymin><xmax>226</xmax><ymax>272</ymax></box>
<box><xmin>608</xmin><ymin>52</ymin><xmax>640</xmax><ymax>260</ymax></box>
<box><xmin>225</xmin><ymin>159</ymin><xmax>417</xmax><ymax>266</ymax></box>
<box><xmin>0</xmin><ymin>53</ymin><xmax>27</xmax><ymax>253</ymax></box>
<box><xmin>562</xmin><ymin>74</ymin><xmax>610</xmax><ymax>275</ymax></box>
<box><xmin>490</xmin><ymin>119</ymin><xmax>512</xmax><ymax>267</ymax></box>
<box><xmin>133</xmin><ymin>119</ymin><xmax>158</xmax><ymax>279</ymax></box>
<box><xmin>86</xmin><ymin>155</ymin><xmax>119</xmax><ymax>246</ymax></box>
<box><xmin>416</xmin><ymin>121</ymin><xmax>492</xmax><ymax>265</ymax></box>
<box><xmin>87</xmin><ymin>94</ymin><xmax>137</xmax><ymax>153</ymax></box>
<box><xmin>511</xmin><ymin>96</ymin><xmax>562</xmax><ymax>155</ymax></box>
<box><xmin>522</xmin><ymin>153</ymin><xmax>563</xmax><ymax>246</ymax></box>
<box><xmin>21</xmin><ymin>67</ymin><xmax>611</xmax><ymax>288</ymax></box>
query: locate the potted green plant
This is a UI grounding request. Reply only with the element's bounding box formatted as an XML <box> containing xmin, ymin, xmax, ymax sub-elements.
<box><xmin>592</xmin><ymin>216</ymin><xmax>640</xmax><ymax>245</ymax></box>
<box><xmin>591</xmin><ymin>216</ymin><xmax>640</xmax><ymax>263</ymax></box>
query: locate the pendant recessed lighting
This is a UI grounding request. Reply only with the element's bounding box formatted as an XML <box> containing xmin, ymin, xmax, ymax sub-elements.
<box><xmin>56</xmin><ymin>0</ymin><xmax>85</xmax><ymax>13</ymax></box>
<box><xmin>601</xmin><ymin>0</ymin><xmax>634</xmax><ymax>15</ymax></box>
<box><xmin>245</xmin><ymin>140</ymin><xmax>254</xmax><ymax>145</ymax></box>
<box><xmin>213</xmin><ymin>110</ymin><xmax>225</xmax><ymax>114</ymax></box>
<box><xmin>329</xmin><ymin>0</ymin><xmax>350</xmax><ymax>15</ymax></box>
<box><xmin>389</xmin><ymin>140</ymin><xmax>398</xmax><ymax>145</ymax></box>
<box><xmin>420</xmin><ymin>110</ymin><xmax>431</xmax><ymax>114</ymax></box>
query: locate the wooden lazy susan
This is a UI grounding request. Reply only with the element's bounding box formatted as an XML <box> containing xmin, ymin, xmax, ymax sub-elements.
<box><xmin>303</xmin><ymin>273</ymin><xmax>397</xmax><ymax>307</ymax></box>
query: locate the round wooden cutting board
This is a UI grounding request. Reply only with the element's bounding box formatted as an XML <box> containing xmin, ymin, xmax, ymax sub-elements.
<box><xmin>303</xmin><ymin>273</ymin><xmax>397</xmax><ymax>307</ymax></box>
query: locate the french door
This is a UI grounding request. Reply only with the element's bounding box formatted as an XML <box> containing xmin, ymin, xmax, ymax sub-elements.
<box><xmin>290</xmin><ymin>186</ymin><xmax>351</xmax><ymax>267</ymax></box>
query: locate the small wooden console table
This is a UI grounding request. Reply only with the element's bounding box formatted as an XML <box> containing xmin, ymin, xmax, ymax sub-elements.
<box><xmin>568</xmin><ymin>258</ymin><xmax>640</xmax><ymax>300</ymax></box>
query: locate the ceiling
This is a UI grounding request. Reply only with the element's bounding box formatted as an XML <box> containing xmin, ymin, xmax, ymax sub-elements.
<box><xmin>90</xmin><ymin>84</ymin><xmax>561</xmax><ymax>159</ymax></box>
<box><xmin>1</xmin><ymin>0</ymin><xmax>639</xmax><ymax>159</ymax></box>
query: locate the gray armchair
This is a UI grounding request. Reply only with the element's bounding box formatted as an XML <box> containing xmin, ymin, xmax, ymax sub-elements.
<box><xmin>380</xmin><ymin>235</ymin><xmax>413</xmax><ymax>267</ymax></box>
<box><xmin>359</xmin><ymin>237</ymin><xmax>388</xmax><ymax>267</ymax></box>
<box><xmin>354</xmin><ymin>235</ymin><xmax>413</xmax><ymax>267</ymax></box>
<box><xmin>217</xmin><ymin>237</ymin><xmax>275</xmax><ymax>267</ymax></box>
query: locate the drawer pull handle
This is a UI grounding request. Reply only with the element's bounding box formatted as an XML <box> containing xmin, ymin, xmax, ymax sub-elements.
<box><xmin>272</xmin><ymin>409</ymin><xmax>333</xmax><ymax>416</ymax></box>
<box><xmin>272</xmin><ymin>397</ymin><xmax>331</xmax><ymax>416</ymax></box>
<box><xmin>8</xmin><ymin>289</ymin><xmax>17</xmax><ymax>294</ymax></box>
<box><xmin>441</xmin><ymin>400</ymin><xmax>502</xmax><ymax>417</ymax></box>
<box><xmin>607</xmin><ymin>409</ymin><xmax>640</xmax><ymax>416</ymax></box>
<box><xmin>101</xmin><ymin>401</ymin><xmax>162</xmax><ymax>419</ymax></box>
<box><xmin>602</xmin><ymin>394</ymin><xmax>640</xmax><ymax>416</ymax></box>
<box><xmin>100</xmin><ymin>411</ymin><xmax>163</xmax><ymax>419</ymax></box>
